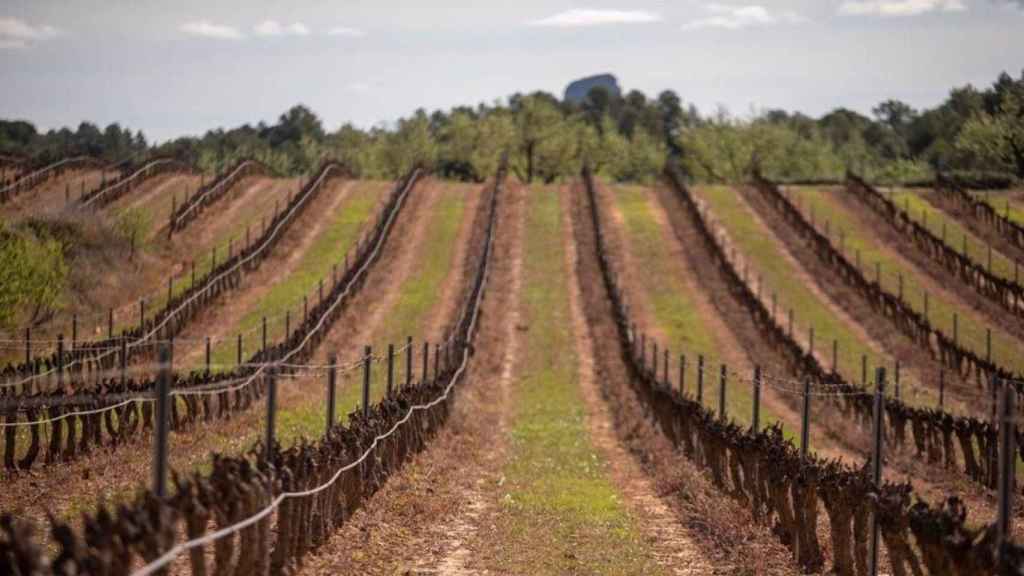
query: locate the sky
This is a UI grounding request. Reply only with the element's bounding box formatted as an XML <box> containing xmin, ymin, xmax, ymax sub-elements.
<box><xmin>0</xmin><ymin>0</ymin><xmax>1022</xmax><ymax>142</ymax></box>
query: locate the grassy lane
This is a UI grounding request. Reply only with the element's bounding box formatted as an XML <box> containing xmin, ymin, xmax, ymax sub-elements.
<box><xmin>482</xmin><ymin>185</ymin><xmax>665</xmax><ymax>575</ymax></box>
<box><xmin>694</xmin><ymin>186</ymin><xmax>911</xmax><ymax>396</ymax></box>
<box><xmin>787</xmin><ymin>186</ymin><xmax>1024</xmax><ymax>378</ymax></box>
<box><xmin>277</xmin><ymin>183</ymin><xmax>473</xmax><ymax>443</ymax></box>
<box><xmin>612</xmin><ymin>184</ymin><xmax>785</xmax><ymax>429</ymax></box>
<box><xmin>205</xmin><ymin>181</ymin><xmax>385</xmax><ymax>369</ymax></box>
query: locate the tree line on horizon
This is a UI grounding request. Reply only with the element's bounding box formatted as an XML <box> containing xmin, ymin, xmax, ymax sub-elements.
<box><xmin>1</xmin><ymin>69</ymin><xmax>1021</xmax><ymax>186</ymax></box>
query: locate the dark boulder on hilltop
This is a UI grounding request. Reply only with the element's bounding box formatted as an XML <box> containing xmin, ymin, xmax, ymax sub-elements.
<box><xmin>564</xmin><ymin>74</ymin><xmax>621</xmax><ymax>104</ymax></box>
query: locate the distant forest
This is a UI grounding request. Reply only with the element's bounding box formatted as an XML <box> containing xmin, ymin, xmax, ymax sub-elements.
<box><xmin>1</xmin><ymin>70</ymin><xmax>1021</xmax><ymax>185</ymax></box>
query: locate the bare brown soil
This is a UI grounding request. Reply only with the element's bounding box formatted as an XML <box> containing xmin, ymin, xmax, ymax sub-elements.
<box><xmin>0</xmin><ymin>168</ymin><xmax>107</xmax><ymax>218</ymax></box>
<box><xmin>297</xmin><ymin>180</ymin><xmax>521</xmax><ymax>575</ymax></box>
<box><xmin>571</xmin><ymin>179</ymin><xmax>800</xmax><ymax>575</ymax></box>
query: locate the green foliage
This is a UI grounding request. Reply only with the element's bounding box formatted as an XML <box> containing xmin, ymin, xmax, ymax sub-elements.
<box><xmin>0</xmin><ymin>225</ymin><xmax>68</xmax><ymax>329</ymax></box>
<box><xmin>956</xmin><ymin>89</ymin><xmax>1024</xmax><ymax>177</ymax></box>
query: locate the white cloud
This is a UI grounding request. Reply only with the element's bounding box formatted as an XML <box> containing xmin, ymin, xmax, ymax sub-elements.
<box><xmin>838</xmin><ymin>0</ymin><xmax>967</xmax><ymax>16</ymax></box>
<box><xmin>328</xmin><ymin>26</ymin><xmax>366</xmax><ymax>37</ymax></box>
<box><xmin>180</xmin><ymin>20</ymin><xmax>244</xmax><ymax>40</ymax></box>
<box><xmin>254</xmin><ymin>20</ymin><xmax>310</xmax><ymax>37</ymax></box>
<box><xmin>0</xmin><ymin>17</ymin><xmax>61</xmax><ymax>49</ymax></box>
<box><xmin>529</xmin><ymin>9</ymin><xmax>662</xmax><ymax>27</ymax></box>
<box><xmin>682</xmin><ymin>4</ymin><xmax>807</xmax><ymax>30</ymax></box>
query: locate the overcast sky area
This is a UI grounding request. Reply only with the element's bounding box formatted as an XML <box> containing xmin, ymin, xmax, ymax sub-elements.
<box><xmin>1</xmin><ymin>0</ymin><xmax>1022</xmax><ymax>142</ymax></box>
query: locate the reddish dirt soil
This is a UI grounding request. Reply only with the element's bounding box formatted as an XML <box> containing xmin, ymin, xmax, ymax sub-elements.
<box><xmin>0</xmin><ymin>168</ymin><xmax>107</xmax><ymax>218</ymax></box>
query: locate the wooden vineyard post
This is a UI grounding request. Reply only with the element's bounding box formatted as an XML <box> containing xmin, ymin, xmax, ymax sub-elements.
<box><xmin>953</xmin><ymin>313</ymin><xmax>959</xmax><ymax>347</ymax></box>
<box><xmin>679</xmin><ymin>354</ymin><xmax>686</xmax><ymax>395</ymax></box>
<box><xmin>72</xmin><ymin>314</ymin><xmax>78</xmax><ymax>349</ymax></box>
<box><xmin>832</xmin><ymin>340</ymin><xmax>838</xmax><ymax>374</ymax></box>
<box><xmin>862</xmin><ymin>355</ymin><xmax>867</xmax><ymax>386</ymax></box>
<box><xmin>153</xmin><ymin>343</ymin><xmax>171</xmax><ymax>498</ymax></box>
<box><xmin>801</xmin><ymin>379</ymin><xmax>811</xmax><ymax>458</ymax></box>
<box><xmin>652</xmin><ymin>342</ymin><xmax>658</xmax><ymax>379</ymax></box>
<box><xmin>697</xmin><ymin>355</ymin><xmax>705</xmax><ymax>404</ymax></box>
<box><xmin>719</xmin><ymin>365</ymin><xmax>727</xmax><ymax>420</ymax></box>
<box><xmin>327</xmin><ymin>353</ymin><xmax>337</xmax><ymax>431</ymax></box>
<box><xmin>285</xmin><ymin>311</ymin><xmax>291</xmax><ymax>342</ymax></box>
<box><xmin>422</xmin><ymin>342</ymin><xmax>429</xmax><ymax>384</ymax></box>
<box><xmin>237</xmin><ymin>334</ymin><xmax>243</xmax><ymax>368</ymax></box>
<box><xmin>265</xmin><ymin>369</ymin><xmax>277</xmax><ymax>458</ymax></box>
<box><xmin>303</xmin><ymin>296</ymin><xmax>308</xmax><ymax>323</ymax></box>
<box><xmin>362</xmin><ymin>345</ymin><xmax>372</xmax><ymax>417</ymax></box>
<box><xmin>406</xmin><ymin>336</ymin><xmax>413</xmax><ymax>389</ymax></box>
<box><xmin>139</xmin><ymin>299</ymin><xmax>145</xmax><ymax>331</ymax></box>
<box><xmin>387</xmin><ymin>344</ymin><xmax>395</xmax><ymax>397</ymax></box>
<box><xmin>108</xmin><ymin>308</ymin><xmax>114</xmax><ymax>340</ymax></box>
<box><xmin>120</xmin><ymin>338</ymin><xmax>127</xmax><ymax>385</ymax></box>
<box><xmin>869</xmin><ymin>368</ymin><xmax>886</xmax><ymax>576</ymax></box>
<box><xmin>205</xmin><ymin>337</ymin><xmax>211</xmax><ymax>375</ymax></box>
<box><xmin>752</xmin><ymin>366</ymin><xmax>762</xmax><ymax>433</ymax></box>
<box><xmin>663</xmin><ymin>348</ymin><xmax>669</xmax><ymax>387</ymax></box>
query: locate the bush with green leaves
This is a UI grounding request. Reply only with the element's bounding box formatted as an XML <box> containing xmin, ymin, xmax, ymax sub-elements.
<box><xmin>0</xmin><ymin>225</ymin><xmax>68</xmax><ymax>329</ymax></box>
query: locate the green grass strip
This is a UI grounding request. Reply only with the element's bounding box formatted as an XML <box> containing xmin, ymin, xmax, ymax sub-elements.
<box><xmin>485</xmin><ymin>185</ymin><xmax>666</xmax><ymax>575</ymax></box>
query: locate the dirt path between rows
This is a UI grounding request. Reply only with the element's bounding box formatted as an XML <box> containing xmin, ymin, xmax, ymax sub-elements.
<box><xmin>175</xmin><ymin>179</ymin><xmax>357</xmax><ymax>365</ymax></box>
<box><xmin>0</xmin><ymin>169</ymin><xmax>106</xmax><ymax>218</ymax></box>
<box><xmin>571</xmin><ymin>180</ymin><xmax>799</xmax><ymax>575</ymax></box>
<box><xmin>563</xmin><ymin>184</ymin><xmax>715</xmax><ymax>575</ymax></box>
<box><xmin>299</xmin><ymin>181</ymin><xmax>522</xmax><ymax>575</ymax></box>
